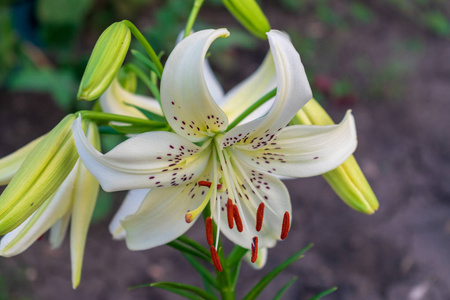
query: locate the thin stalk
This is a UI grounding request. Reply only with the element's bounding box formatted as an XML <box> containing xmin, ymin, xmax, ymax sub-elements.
<box><xmin>184</xmin><ymin>0</ymin><xmax>206</xmax><ymax>38</ymax></box>
<box><xmin>123</xmin><ymin>63</ymin><xmax>161</xmax><ymax>102</ymax></box>
<box><xmin>226</xmin><ymin>88</ymin><xmax>277</xmax><ymax>131</ymax></box>
<box><xmin>78</xmin><ymin>110</ymin><xmax>166</xmax><ymax>127</ymax></box>
<box><xmin>122</xmin><ymin>20</ymin><xmax>164</xmax><ymax>75</ymax></box>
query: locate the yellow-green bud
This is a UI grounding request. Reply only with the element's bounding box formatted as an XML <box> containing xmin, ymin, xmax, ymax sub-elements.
<box><xmin>292</xmin><ymin>99</ymin><xmax>379</xmax><ymax>214</ymax></box>
<box><xmin>0</xmin><ymin>114</ymin><xmax>80</xmax><ymax>234</ymax></box>
<box><xmin>77</xmin><ymin>21</ymin><xmax>131</xmax><ymax>101</ymax></box>
<box><xmin>222</xmin><ymin>0</ymin><xmax>271</xmax><ymax>40</ymax></box>
<box><xmin>0</xmin><ymin>135</ymin><xmax>45</xmax><ymax>186</ymax></box>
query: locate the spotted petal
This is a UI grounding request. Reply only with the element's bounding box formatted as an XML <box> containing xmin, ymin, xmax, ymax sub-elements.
<box><xmin>161</xmin><ymin>29</ymin><xmax>230</xmax><ymax>142</ymax></box>
<box><xmin>220</xmin><ymin>52</ymin><xmax>277</xmax><ymax>122</ymax></box>
<box><xmin>213</xmin><ymin>161</ymin><xmax>291</xmax><ymax>249</ymax></box>
<box><xmin>221</xmin><ymin>30</ymin><xmax>312</xmax><ymax>150</ymax></box>
<box><xmin>72</xmin><ymin>116</ymin><xmax>212</xmax><ymax>192</ymax></box>
<box><xmin>123</xmin><ymin>182</ymin><xmax>206</xmax><ymax>250</ymax></box>
<box><xmin>231</xmin><ymin>111</ymin><xmax>357</xmax><ymax>177</ymax></box>
<box><xmin>109</xmin><ymin>189</ymin><xmax>149</xmax><ymax>240</ymax></box>
<box><xmin>100</xmin><ymin>79</ymin><xmax>162</xmax><ymax>118</ymax></box>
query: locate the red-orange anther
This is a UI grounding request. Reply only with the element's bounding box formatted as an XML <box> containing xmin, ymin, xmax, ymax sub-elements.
<box><xmin>210</xmin><ymin>245</ymin><xmax>223</xmax><ymax>272</ymax></box>
<box><xmin>233</xmin><ymin>205</ymin><xmax>243</xmax><ymax>232</ymax></box>
<box><xmin>280</xmin><ymin>211</ymin><xmax>290</xmax><ymax>240</ymax></box>
<box><xmin>198</xmin><ymin>181</ymin><xmax>212</xmax><ymax>187</ymax></box>
<box><xmin>256</xmin><ymin>203</ymin><xmax>265</xmax><ymax>232</ymax></box>
<box><xmin>205</xmin><ymin>217</ymin><xmax>213</xmax><ymax>246</ymax></box>
<box><xmin>251</xmin><ymin>236</ymin><xmax>258</xmax><ymax>263</ymax></box>
<box><xmin>227</xmin><ymin>199</ymin><xmax>234</xmax><ymax>229</ymax></box>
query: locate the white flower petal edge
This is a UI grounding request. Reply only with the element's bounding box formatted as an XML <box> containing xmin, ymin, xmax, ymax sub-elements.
<box><xmin>109</xmin><ymin>189</ymin><xmax>149</xmax><ymax>240</ymax></box>
<box><xmin>122</xmin><ymin>183</ymin><xmax>206</xmax><ymax>250</ymax></box>
<box><xmin>72</xmin><ymin>116</ymin><xmax>211</xmax><ymax>192</ymax></box>
<box><xmin>231</xmin><ymin>111</ymin><xmax>357</xmax><ymax>177</ymax></box>
<box><xmin>244</xmin><ymin>247</ymin><xmax>268</xmax><ymax>269</ymax></box>
<box><xmin>220</xmin><ymin>52</ymin><xmax>277</xmax><ymax>122</ymax></box>
<box><xmin>221</xmin><ymin>30</ymin><xmax>312</xmax><ymax>150</ymax></box>
<box><xmin>161</xmin><ymin>29</ymin><xmax>230</xmax><ymax>142</ymax></box>
<box><xmin>100</xmin><ymin>79</ymin><xmax>162</xmax><ymax>119</ymax></box>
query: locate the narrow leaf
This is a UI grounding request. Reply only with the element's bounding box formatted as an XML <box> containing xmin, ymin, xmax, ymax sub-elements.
<box><xmin>243</xmin><ymin>243</ymin><xmax>314</xmax><ymax>300</ymax></box>
<box><xmin>308</xmin><ymin>287</ymin><xmax>338</xmax><ymax>300</ymax></box>
<box><xmin>177</xmin><ymin>235</ymin><xmax>211</xmax><ymax>258</ymax></box>
<box><xmin>109</xmin><ymin>123</ymin><xmax>166</xmax><ymax>134</ymax></box>
<box><xmin>151</xmin><ymin>282</ymin><xmax>218</xmax><ymax>300</ymax></box>
<box><xmin>273</xmin><ymin>276</ymin><xmax>297</xmax><ymax>300</ymax></box>
<box><xmin>131</xmin><ymin>49</ymin><xmax>162</xmax><ymax>78</ymax></box>
<box><xmin>167</xmin><ymin>241</ymin><xmax>211</xmax><ymax>262</ymax></box>
<box><xmin>123</xmin><ymin>102</ymin><xmax>166</xmax><ymax>122</ymax></box>
<box><xmin>183</xmin><ymin>254</ymin><xmax>218</xmax><ymax>290</ymax></box>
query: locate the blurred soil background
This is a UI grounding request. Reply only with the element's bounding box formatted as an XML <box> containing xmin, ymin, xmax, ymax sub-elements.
<box><xmin>0</xmin><ymin>0</ymin><xmax>450</xmax><ymax>299</ymax></box>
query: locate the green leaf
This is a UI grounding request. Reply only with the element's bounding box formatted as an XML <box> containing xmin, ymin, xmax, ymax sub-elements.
<box><xmin>177</xmin><ymin>235</ymin><xmax>211</xmax><ymax>258</ymax></box>
<box><xmin>130</xmin><ymin>283</ymin><xmax>202</xmax><ymax>300</ymax></box>
<box><xmin>109</xmin><ymin>123</ymin><xmax>166</xmax><ymax>134</ymax></box>
<box><xmin>167</xmin><ymin>241</ymin><xmax>211</xmax><ymax>262</ymax></box>
<box><xmin>123</xmin><ymin>103</ymin><xmax>166</xmax><ymax>122</ymax></box>
<box><xmin>131</xmin><ymin>49</ymin><xmax>162</xmax><ymax>78</ymax></box>
<box><xmin>308</xmin><ymin>287</ymin><xmax>338</xmax><ymax>300</ymax></box>
<box><xmin>183</xmin><ymin>254</ymin><xmax>219</xmax><ymax>290</ymax></box>
<box><xmin>227</xmin><ymin>245</ymin><xmax>248</xmax><ymax>267</ymax></box>
<box><xmin>423</xmin><ymin>11</ymin><xmax>450</xmax><ymax>36</ymax></box>
<box><xmin>273</xmin><ymin>276</ymin><xmax>297</xmax><ymax>300</ymax></box>
<box><xmin>243</xmin><ymin>243</ymin><xmax>314</xmax><ymax>300</ymax></box>
<box><xmin>151</xmin><ymin>282</ymin><xmax>218</xmax><ymax>300</ymax></box>
<box><xmin>37</xmin><ymin>0</ymin><xmax>92</xmax><ymax>25</ymax></box>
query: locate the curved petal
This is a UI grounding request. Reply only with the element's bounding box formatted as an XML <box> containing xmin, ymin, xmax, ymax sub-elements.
<box><xmin>100</xmin><ymin>79</ymin><xmax>162</xmax><ymax>118</ymax></box>
<box><xmin>49</xmin><ymin>210</ymin><xmax>71</xmax><ymax>249</ymax></box>
<box><xmin>213</xmin><ymin>160</ymin><xmax>291</xmax><ymax>249</ymax></box>
<box><xmin>109</xmin><ymin>189</ymin><xmax>149</xmax><ymax>240</ymax></box>
<box><xmin>0</xmin><ymin>162</ymin><xmax>78</xmax><ymax>257</ymax></box>
<box><xmin>176</xmin><ymin>30</ymin><xmax>225</xmax><ymax>104</ymax></box>
<box><xmin>161</xmin><ymin>29</ymin><xmax>230</xmax><ymax>142</ymax></box>
<box><xmin>244</xmin><ymin>247</ymin><xmax>268</xmax><ymax>269</ymax></box>
<box><xmin>123</xmin><ymin>182</ymin><xmax>206</xmax><ymax>250</ymax></box>
<box><xmin>220</xmin><ymin>30</ymin><xmax>312</xmax><ymax>150</ymax></box>
<box><xmin>220</xmin><ymin>52</ymin><xmax>277</xmax><ymax>122</ymax></box>
<box><xmin>231</xmin><ymin>111</ymin><xmax>357</xmax><ymax>177</ymax></box>
<box><xmin>72</xmin><ymin>116</ymin><xmax>212</xmax><ymax>192</ymax></box>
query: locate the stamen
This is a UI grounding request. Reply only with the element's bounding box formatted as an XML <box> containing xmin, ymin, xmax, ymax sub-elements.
<box><xmin>198</xmin><ymin>181</ymin><xmax>212</xmax><ymax>187</ymax></box>
<box><xmin>37</xmin><ymin>234</ymin><xmax>45</xmax><ymax>241</ymax></box>
<box><xmin>233</xmin><ymin>205</ymin><xmax>243</xmax><ymax>232</ymax></box>
<box><xmin>251</xmin><ymin>236</ymin><xmax>258</xmax><ymax>263</ymax></box>
<box><xmin>205</xmin><ymin>217</ymin><xmax>214</xmax><ymax>245</ymax></box>
<box><xmin>280</xmin><ymin>211</ymin><xmax>290</xmax><ymax>240</ymax></box>
<box><xmin>185</xmin><ymin>179</ymin><xmax>217</xmax><ymax>223</ymax></box>
<box><xmin>210</xmin><ymin>245</ymin><xmax>223</xmax><ymax>272</ymax></box>
<box><xmin>226</xmin><ymin>199</ymin><xmax>234</xmax><ymax>229</ymax></box>
<box><xmin>256</xmin><ymin>203</ymin><xmax>265</xmax><ymax>232</ymax></box>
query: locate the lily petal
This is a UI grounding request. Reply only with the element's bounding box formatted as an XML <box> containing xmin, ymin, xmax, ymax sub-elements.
<box><xmin>0</xmin><ymin>162</ymin><xmax>78</xmax><ymax>257</ymax></box>
<box><xmin>231</xmin><ymin>111</ymin><xmax>357</xmax><ymax>177</ymax></box>
<box><xmin>220</xmin><ymin>52</ymin><xmax>276</xmax><ymax>122</ymax></box>
<box><xmin>49</xmin><ymin>209</ymin><xmax>71</xmax><ymax>249</ymax></box>
<box><xmin>161</xmin><ymin>29</ymin><xmax>230</xmax><ymax>142</ymax></box>
<box><xmin>100</xmin><ymin>79</ymin><xmax>162</xmax><ymax>118</ymax></box>
<box><xmin>72</xmin><ymin>116</ymin><xmax>212</xmax><ymax>192</ymax></box>
<box><xmin>213</xmin><ymin>162</ymin><xmax>291</xmax><ymax>249</ymax></box>
<box><xmin>123</xmin><ymin>182</ymin><xmax>206</xmax><ymax>250</ymax></box>
<box><xmin>71</xmin><ymin>124</ymin><xmax>100</xmax><ymax>289</ymax></box>
<box><xmin>109</xmin><ymin>189</ymin><xmax>149</xmax><ymax>240</ymax></box>
<box><xmin>221</xmin><ymin>30</ymin><xmax>312</xmax><ymax>149</ymax></box>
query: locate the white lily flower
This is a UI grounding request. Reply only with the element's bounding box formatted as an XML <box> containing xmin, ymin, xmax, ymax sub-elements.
<box><xmin>0</xmin><ymin>123</ymin><xmax>100</xmax><ymax>289</ymax></box>
<box><xmin>72</xmin><ymin>29</ymin><xmax>357</xmax><ymax>266</ymax></box>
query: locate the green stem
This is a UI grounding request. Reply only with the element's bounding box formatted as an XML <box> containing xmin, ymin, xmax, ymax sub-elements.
<box><xmin>184</xmin><ymin>0</ymin><xmax>205</xmax><ymax>38</ymax></box>
<box><xmin>122</xmin><ymin>20</ymin><xmax>164</xmax><ymax>75</ymax></box>
<box><xmin>226</xmin><ymin>88</ymin><xmax>277</xmax><ymax>131</ymax></box>
<box><xmin>124</xmin><ymin>64</ymin><xmax>161</xmax><ymax>102</ymax></box>
<box><xmin>78</xmin><ymin>110</ymin><xmax>166</xmax><ymax>127</ymax></box>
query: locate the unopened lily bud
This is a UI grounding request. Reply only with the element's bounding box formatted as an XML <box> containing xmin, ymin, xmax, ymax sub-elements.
<box><xmin>0</xmin><ymin>135</ymin><xmax>45</xmax><ymax>186</ymax></box>
<box><xmin>292</xmin><ymin>99</ymin><xmax>379</xmax><ymax>214</ymax></box>
<box><xmin>0</xmin><ymin>114</ymin><xmax>80</xmax><ymax>234</ymax></box>
<box><xmin>222</xmin><ymin>0</ymin><xmax>271</xmax><ymax>40</ymax></box>
<box><xmin>77</xmin><ymin>21</ymin><xmax>131</xmax><ymax>101</ymax></box>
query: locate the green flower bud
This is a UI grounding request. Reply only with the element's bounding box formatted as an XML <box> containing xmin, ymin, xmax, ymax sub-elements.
<box><xmin>222</xmin><ymin>0</ymin><xmax>271</xmax><ymax>40</ymax></box>
<box><xmin>292</xmin><ymin>99</ymin><xmax>379</xmax><ymax>214</ymax></box>
<box><xmin>77</xmin><ymin>21</ymin><xmax>131</xmax><ymax>101</ymax></box>
<box><xmin>0</xmin><ymin>135</ymin><xmax>45</xmax><ymax>186</ymax></box>
<box><xmin>0</xmin><ymin>114</ymin><xmax>80</xmax><ymax>234</ymax></box>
